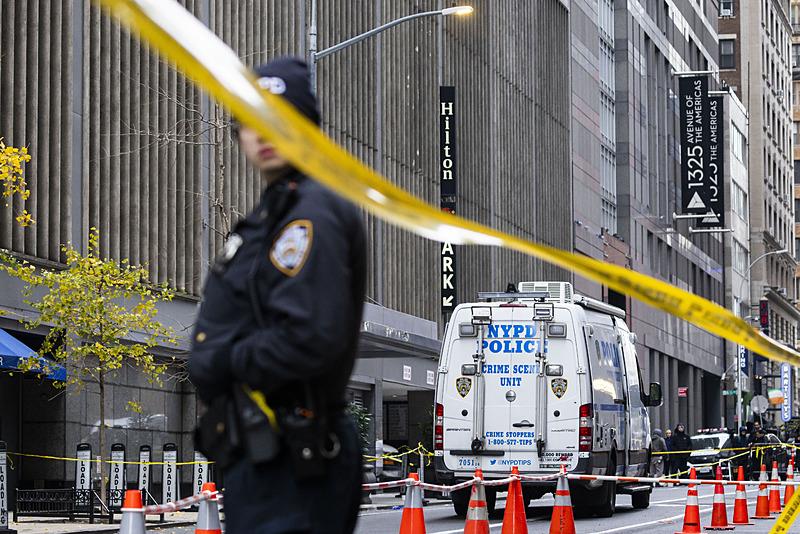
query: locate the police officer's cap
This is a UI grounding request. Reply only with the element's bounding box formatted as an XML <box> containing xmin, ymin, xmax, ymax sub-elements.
<box><xmin>233</xmin><ymin>57</ymin><xmax>320</xmax><ymax>130</ymax></box>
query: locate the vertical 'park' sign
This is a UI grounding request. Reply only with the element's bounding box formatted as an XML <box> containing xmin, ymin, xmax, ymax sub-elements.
<box><xmin>440</xmin><ymin>86</ymin><xmax>457</xmax><ymax>314</ymax></box>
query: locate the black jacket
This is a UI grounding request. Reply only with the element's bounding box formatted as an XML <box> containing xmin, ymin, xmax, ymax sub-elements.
<box><xmin>188</xmin><ymin>172</ymin><xmax>367</xmax><ymax>409</ymax></box>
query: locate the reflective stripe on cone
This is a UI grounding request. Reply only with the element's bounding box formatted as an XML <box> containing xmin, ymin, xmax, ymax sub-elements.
<box><xmin>675</xmin><ymin>467</ymin><xmax>702</xmax><ymax>534</ymax></box>
<box><xmin>769</xmin><ymin>461</ymin><xmax>782</xmax><ymax>514</ymax></box>
<box><xmin>784</xmin><ymin>455</ymin><xmax>795</xmax><ymax>506</ymax></box>
<box><xmin>753</xmin><ymin>464</ymin><xmax>771</xmax><ymax>519</ymax></box>
<box><xmin>120</xmin><ymin>490</ymin><xmax>148</xmax><ymax>534</ymax></box>
<box><xmin>704</xmin><ymin>466</ymin><xmax>734</xmax><ymax>531</ymax></box>
<box><xmin>464</xmin><ymin>469</ymin><xmax>489</xmax><ymax>534</ymax></box>
<box><xmin>502</xmin><ymin>466</ymin><xmax>528</xmax><ymax>534</ymax></box>
<box><xmin>195</xmin><ymin>482</ymin><xmax>222</xmax><ymax>534</ymax></box>
<box><xmin>399</xmin><ymin>472</ymin><xmax>426</xmax><ymax>534</ymax></box>
<box><xmin>549</xmin><ymin>465</ymin><xmax>575</xmax><ymax>534</ymax></box>
<box><xmin>731</xmin><ymin>466</ymin><xmax>752</xmax><ymax>525</ymax></box>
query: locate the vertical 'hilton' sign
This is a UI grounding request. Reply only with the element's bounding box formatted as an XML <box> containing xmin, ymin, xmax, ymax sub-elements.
<box><xmin>440</xmin><ymin>86</ymin><xmax>457</xmax><ymax>314</ymax></box>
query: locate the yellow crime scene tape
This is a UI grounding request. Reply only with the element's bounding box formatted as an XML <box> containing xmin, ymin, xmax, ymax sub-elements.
<box><xmin>92</xmin><ymin>0</ymin><xmax>800</xmax><ymax>373</ymax></box>
<box><xmin>6</xmin><ymin>451</ymin><xmax>212</xmax><ymax>466</ymax></box>
<box><xmin>772</xmin><ymin>485</ymin><xmax>800</xmax><ymax>533</ymax></box>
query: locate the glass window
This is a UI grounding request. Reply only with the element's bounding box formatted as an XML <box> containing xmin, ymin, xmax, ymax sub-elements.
<box><xmin>720</xmin><ymin>0</ymin><xmax>734</xmax><ymax>16</ymax></box>
<box><xmin>794</xmin><ymin>44</ymin><xmax>800</xmax><ymax>69</ymax></box>
<box><xmin>731</xmin><ymin>125</ymin><xmax>745</xmax><ymax>163</ymax></box>
<box><xmin>720</xmin><ymin>39</ymin><xmax>735</xmax><ymax>69</ymax></box>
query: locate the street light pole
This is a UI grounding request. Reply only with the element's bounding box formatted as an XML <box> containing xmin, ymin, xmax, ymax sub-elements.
<box><xmin>733</xmin><ymin>248</ymin><xmax>788</xmax><ymax>428</ymax></box>
<box><xmin>307</xmin><ymin>5</ymin><xmax>473</xmax><ymax>88</ymax></box>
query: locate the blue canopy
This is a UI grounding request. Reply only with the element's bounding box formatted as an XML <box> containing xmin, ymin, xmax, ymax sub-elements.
<box><xmin>0</xmin><ymin>328</ymin><xmax>66</xmax><ymax>381</ymax></box>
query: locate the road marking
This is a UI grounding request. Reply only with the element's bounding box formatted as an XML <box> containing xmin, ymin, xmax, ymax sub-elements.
<box><xmin>587</xmin><ymin>506</ymin><xmax>712</xmax><ymax>534</ymax></box>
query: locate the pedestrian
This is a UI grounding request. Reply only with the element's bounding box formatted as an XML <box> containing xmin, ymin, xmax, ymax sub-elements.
<box><xmin>651</xmin><ymin>428</ymin><xmax>667</xmax><ymax>483</ymax></box>
<box><xmin>730</xmin><ymin>426</ymin><xmax>749</xmax><ymax>472</ymax></box>
<box><xmin>189</xmin><ymin>57</ymin><xmax>367</xmax><ymax>534</ymax></box>
<box><xmin>664</xmin><ymin>428</ymin><xmax>674</xmax><ymax>476</ymax></box>
<box><xmin>671</xmin><ymin>423</ymin><xmax>693</xmax><ymax>475</ymax></box>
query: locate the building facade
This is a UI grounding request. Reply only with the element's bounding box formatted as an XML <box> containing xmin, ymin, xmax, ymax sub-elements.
<box><xmin>571</xmin><ymin>0</ymin><xmax>726</xmax><ymax>433</ymax></box>
<box><xmin>0</xmin><ymin>0</ymin><xmax>572</xmax><ymax>495</ymax></box>
<box><xmin>720</xmin><ymin>0</ymin><xmax>800</xmax><ymax>428</ymax></box>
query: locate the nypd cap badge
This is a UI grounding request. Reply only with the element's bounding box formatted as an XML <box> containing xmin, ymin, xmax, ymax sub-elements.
<box><xmin>270</xmin><ymin>219</ymin><xmax>313</xmax><ymax>276</ymax></box>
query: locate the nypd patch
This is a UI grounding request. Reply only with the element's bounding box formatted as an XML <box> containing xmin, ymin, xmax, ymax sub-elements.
<box><xmin>270</xmin><ymin>219</ymin><xmax>313</xmax><ymax>276</ymax></box>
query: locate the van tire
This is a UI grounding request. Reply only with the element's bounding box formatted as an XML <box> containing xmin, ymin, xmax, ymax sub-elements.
<box><xmin>451</xmin><ymin>487</ymin><xmax>469</xmax><ymax>518</ymax></box>
<box><xmin>631</xmin><ymin>489</ymin><xmax>651</xmax><ymax>509</ymax></box>
<box><xmin>450</xmin><ymin>485</ymin><xmax>496</xmax><ymax>517</ymax></box>
<box><xmin>593</xmin><ymin>454</ymin><xmax>617</xmax><ymax>518</ymax></box>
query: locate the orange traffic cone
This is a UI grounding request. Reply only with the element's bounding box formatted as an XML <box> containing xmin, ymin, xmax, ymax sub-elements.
<box><xmin>549</xmin><ymin>465</ymin><xmax>575</xmax><ymax>534</ymax></box>
<box><xmin>753</xmin><ymin>464</ymin><xmax>771</xmax><ymax>520</ymax></box>
<box><xmin>675</xmin><ymin>467</ymin><xmax>701</xmax><ymax>534</ymax></box>
<box><xmin>705</xmin><ymin>466</ymin><xmax>734</xmax><ymax>530</ymax></box>
<box><xmin>399</xmin><ymin>472</ymin><xmax>426</xmax><ymax>534</ymax></box>
<box><xmin>502</xmin><ymin>466</ymin><xmax>528</xmax><ymax>534</ymax></box>
<box><xmin>784</xmin><ymin>455</ymin><xmax>795</xmax><ymax>506</ymax></box>
<box><xmin>464</xmin><ymin>470</ymin><xmax>490</xmax><ymax>534</ymax></box>
<box><xmin>119</xmin><ymin>489</ymin><xmax>147</xmax><ymax>534</ymax></box>
<box><xmin>768</xmin><ymin>461</ymin><xmax>782</xmax><ymax>514</ymax></box>
<box><xmin>195</xmin><ymin>482</ymin><xmax>222</xmax><ymax>534</ymax></box>
<box><xmin>731</xmin><ymin>466</ymin><xmax>752</xmax><ymax>525</ymax></box>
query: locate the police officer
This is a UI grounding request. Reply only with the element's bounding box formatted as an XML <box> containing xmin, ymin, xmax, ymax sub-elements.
<box><xmin>189</xmin><ymin>57</ymin><xmax>366</xmax><ymax>534</ymax></box>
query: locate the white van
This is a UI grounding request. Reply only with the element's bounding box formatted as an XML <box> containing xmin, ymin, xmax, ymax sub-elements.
<box><xmin>433</xmin><ymin>282</ymin><xmax>663</xmax><ymax>517</ymax></box>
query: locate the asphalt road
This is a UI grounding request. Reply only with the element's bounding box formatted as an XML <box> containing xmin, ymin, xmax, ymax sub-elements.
<box><xmin>150</xmin><ymin>485</ymin><xmax>800</xmax><ymax>533</ymax></box>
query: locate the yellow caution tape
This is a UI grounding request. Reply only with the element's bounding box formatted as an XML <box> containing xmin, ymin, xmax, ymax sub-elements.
<box><xmin>94</xmin><ymin>0</ymin><xmax>800</xmax><ymax>371</ymax></box>
<box><xmin>770</xmin><ymin>481</ymin><xmax>800</xmax><ymax>533</ymax></box>
<box><xmin>654</xmin><ymin>444</ymin><xmax>787</xmax><ymax>455</ymax></box>
<box><xmin>7</xmin><ymin>451</ymin><xmax>213</xmax><ymax>466</ymax></box>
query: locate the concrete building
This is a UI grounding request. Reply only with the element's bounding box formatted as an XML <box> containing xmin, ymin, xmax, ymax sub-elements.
<box><xmin>720</xmin><ymin>0</ymin><xmax>800</xmax><ymax>428</ymax></box>
<box><xmin>0</xmin><ymin>0</ymin><xmax>572</xmax><ymax>496</ymax></box>
<box><xmin>571</xmin><ymin>0</ymin><xmax>726</xmax><ymax>433</ymax></box>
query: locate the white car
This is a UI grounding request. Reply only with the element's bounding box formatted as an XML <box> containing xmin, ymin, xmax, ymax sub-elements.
<box><xmin>687</xmin><ymin>432</ymin><xmax>732</xmax><ymax>478</ymax></box>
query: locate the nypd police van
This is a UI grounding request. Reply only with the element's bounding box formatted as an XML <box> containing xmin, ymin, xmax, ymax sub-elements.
<box><xmin>433</xmin><ymin>282</ymin><xmax>663</xmax><ymax>517</ymax></box>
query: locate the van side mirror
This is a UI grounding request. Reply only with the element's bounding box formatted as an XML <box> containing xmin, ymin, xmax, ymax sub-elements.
<box><xmin>646</xmin><ymin>382</ymin><xmax>663</xmax><ymax>407</ymax></box>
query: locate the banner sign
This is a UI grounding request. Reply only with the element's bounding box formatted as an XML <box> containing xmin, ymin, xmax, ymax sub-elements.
<box><xmin>75</xmin><ymin>443</ymin><xmax>92</xmax><ymax>490</ymax></box>
<box><xmin>440</xmin><ymin>86</ymin><xmax>457</xmax><ymax>314</ymax></box>
<box><xmin>162</xmin><ymin>443</ymin><xmax>178</xmax><ymax>505</ymax></box>
<box><xmin>138</xmin><ymin>445</ymin><xmax>151</xmax><ymax>494</ymax></box>
<box><xmin>109</xmin><ymin>443</ymin><xmax>126</xmax><ymax>508</ymax></box>
<box><xmin>739</xmin><ymin>345</ymin><xmax>749</xmax><ymax>380</ymax></box>
<box><xmin>698</xmin><ymin>95</ymin><xmax>724</xmax><ymax>227</ymax></box>
<box><xmin>0</xmin><ymin>442</ymin><xmax>8</xmax><ymax>529</ymax></box>
<box><xmin>193</xmin><ymin>451</ymin><xmax>209</xmax><ymax>497</ymax></box>
<box><xmin>782</xmin><ymin>363</ymin><xmax>792</xmax><ymax>422</ymax></box>
<box><xmin>679</xmin><ymin>76</ymin><xmax>717</xmax><ymax>223</ymax></box>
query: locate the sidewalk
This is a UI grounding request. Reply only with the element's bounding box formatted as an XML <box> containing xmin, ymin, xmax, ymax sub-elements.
<box><xmin>10</xmin><ymin>511</ymin><xmax>198</xmax><ymax>534</ymax></box>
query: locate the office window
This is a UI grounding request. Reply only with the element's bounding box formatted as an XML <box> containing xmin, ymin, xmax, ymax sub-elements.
<box><xmin>794</xmin><ymin>44</ymin><xmax>800</xmax><ymax>69</ymax></box>
<box><xmin>720</xmin><ymin>0</ymin><xmax>733</xmax><ymax>16</ymax></box>
<box><xmin>793</xmin><ymin>4</ymin><xmax>800</xmax><ymax>25</ymax></box>
<box><xmin>733</xmin><ymin>240</ymin><xmax>748</xmax><ymax>275</ymax></box>
<box><xmin>795</xmin><ymin>122</ymin><xmax>800</xmax><ymax>145</ymax></box>
<box><xmin>720</xmin><ymin>39</ymin><xmax>735</xmax><ymax>69</ymax></box>
<box><xmin>731</xmin><ymin>125</ymin><xmax>745</xmax><ymax>162</ymax></box>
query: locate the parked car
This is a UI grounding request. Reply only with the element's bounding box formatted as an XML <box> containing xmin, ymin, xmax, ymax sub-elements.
<box><xmin>687</xmin><ymin>431</ymin><xmax>735</xmax><ymax>479</ymax></box>
<box><xmin>377</xmin><ymin>444</ymin><xmax>404</xmax><ymax>482</ymax></box>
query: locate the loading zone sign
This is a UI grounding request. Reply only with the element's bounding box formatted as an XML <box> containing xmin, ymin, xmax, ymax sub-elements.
<box><xmin>162</xmin><ymin>443</ymin><xmax>178</xmax><ymax>505</ymax></box>
<box><xmin>0</xmin><ymin>442</ymin><xmax>7</xmax><ymax>529</ymax></box>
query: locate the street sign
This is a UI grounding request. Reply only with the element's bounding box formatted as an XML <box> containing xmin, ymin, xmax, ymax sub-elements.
<box><xmin>162</xmin><ymin>443</ymin><xmax>178</xmax><ymax>505</ymax></box>
<box><xmin>109</xmin><ymin>443</ymin><xmax>125</xmax><ymax>508</ymax></box>
<box><xmin>75</xmin><ymin>443</ymin><xmax>92</xmax><ymax>491</ymax></box>
<box><xmin>678</xmin><ymin>386</ymin><xmax>688</xmax><ymax>398</ymax></box>
<box><xmin>138</xmin><ymin>445</ymin><xmax>151</xmax><ymax>494</ymax></box>
<box><xmin>750</xmin><ymin>395</ymin><xmax>769</xmax><ymax>415</ymax></box>
<box><xmin>722</xmin><ymin>389</ymin><xmax>736</xmax><ymax>396</ymax></box>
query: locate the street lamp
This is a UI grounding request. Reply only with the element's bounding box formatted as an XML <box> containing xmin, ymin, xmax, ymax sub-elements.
<box><xmin>307</xmin><ymin>5</ymin><xmax>474</xmax><ymax>85</ymax></box>
<box><xmin>732</xmin><ymin>248</ymin><xmax>788</xmax><ymax>428</ymax></box>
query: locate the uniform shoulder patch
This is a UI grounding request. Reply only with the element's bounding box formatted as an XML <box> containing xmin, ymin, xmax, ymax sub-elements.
<box><xmin>269</xmin><ymin>219</ymin><xmax>313</xmax><ymax>277</ymax></box>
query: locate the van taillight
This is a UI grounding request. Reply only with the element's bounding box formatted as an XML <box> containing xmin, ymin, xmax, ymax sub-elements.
<box><xmin>435</xmin><ymin>403</ymin><xmax>444</xmax><ymax>450</ymax></box>
<box><xmin>579</xmin><ymin>403</ymin><xmax>593</xmax><ymax>452</ymax></box>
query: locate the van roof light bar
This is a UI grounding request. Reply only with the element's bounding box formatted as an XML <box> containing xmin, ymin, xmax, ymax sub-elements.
<box><xmin>477</xmin><ymin>291</ymin><xmax>549</xmax><ymax>302</ymax></box>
